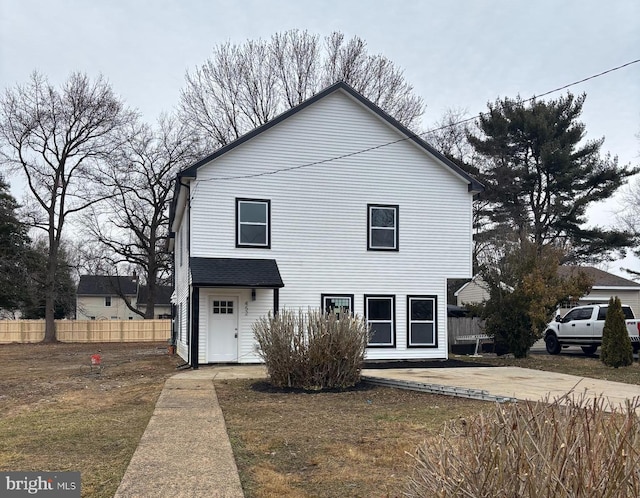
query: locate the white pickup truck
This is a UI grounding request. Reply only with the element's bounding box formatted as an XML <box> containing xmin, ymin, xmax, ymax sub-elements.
<box><xmin>544</xmin><ymin>304</ymin><xmax>640</xmax><ymax>355</ymax></box>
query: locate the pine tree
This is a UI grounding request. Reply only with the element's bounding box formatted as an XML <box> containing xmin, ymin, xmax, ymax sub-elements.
<box><xmin>601</xmin><ymin>296</ymin><xmax>633</xmax><ymax>368</ymax></box>
<box><xmin>0</xmin><ymin>175</ymin><xmax>32</xmax><ymax>314</ymax></box>
<box><xmin>469</xmin><ymin>93</ymin><xmax>638</xmax><ymax>263</ymax></box>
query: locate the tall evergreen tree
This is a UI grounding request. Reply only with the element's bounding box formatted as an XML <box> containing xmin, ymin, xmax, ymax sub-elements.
<box><xmin>469</xmin><ymin>93</ymin><xmax>638</xmax><ymax>262</ymax></box>
<box><xmin>600</xmin><ymin>296</ymin><xmax>633</xmax><ymax>368</ymax></box>
<box><xmin>0</xmin><ymin>175</ymin><xmax>32</xmax><ymax>314</ymax></box>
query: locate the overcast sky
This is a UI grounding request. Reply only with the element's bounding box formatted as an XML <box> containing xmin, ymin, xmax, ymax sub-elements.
<box><xmin>1</xmin><ymin>0</ymin><xmax>639</xmax><ymax>273</ymax></box>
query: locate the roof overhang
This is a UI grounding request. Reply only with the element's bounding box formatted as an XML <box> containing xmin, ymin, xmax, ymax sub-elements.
<box><xmin>190</xmin><ymin>257</ymin><xmax>285</xmax><ymax>288</ymax></box>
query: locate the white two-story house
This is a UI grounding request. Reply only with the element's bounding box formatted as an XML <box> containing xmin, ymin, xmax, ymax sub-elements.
<box><xmin>170</xmin><ymin>81</ymin><xmax>482</xmax><ymax>367</ymax></box>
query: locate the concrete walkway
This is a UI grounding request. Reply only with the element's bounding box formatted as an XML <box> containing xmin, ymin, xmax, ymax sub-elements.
<box><xmin>114</xmin><ymin>363</ymin><xmax>640</xmax><ymax>497</ymax></box>
<box><xmin>113</xmin><ymin>366</ymin><xmax>266</xmax><ymax>498</ymax></box>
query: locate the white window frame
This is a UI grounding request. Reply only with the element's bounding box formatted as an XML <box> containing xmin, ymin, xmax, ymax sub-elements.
<box><xmin>237</xmin><ymin>198</ymin><xmax>270</xmax><ymax>248</ymax></box>
<box><xmin>365</xmin><ymin>295</ymin><xmax>395</xmax><ymax>347</ymax></box>
<box><xmin>105</xmin><ymin>296</ymin><xmax>112</xmax><ymax>307</ymax></box>
<box><xmin>368</xmin><ymin>204</ymin><xmax>398</xmax><ymax>251</ymax></box>
<box><xmin>407</xmin><ymin>296</ymin><xmax>437</xmax><ymax>347</ymax></box>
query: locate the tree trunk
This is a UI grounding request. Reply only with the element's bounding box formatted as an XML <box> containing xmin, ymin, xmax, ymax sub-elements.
<box><xmin>42</xmin><ymin>259</ymin><xmax>58</xmax><ymax>342</ymax></box>
<box><xmin>42</xmin><ymin>227</ymin><xmax>59</xmax><ymax>343</ymax></box>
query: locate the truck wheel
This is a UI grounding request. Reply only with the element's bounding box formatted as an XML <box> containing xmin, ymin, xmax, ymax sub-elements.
<box><xmin>581</xmin><ymin>345</ymin><xmax>598</xmax><ymax>355</ymax></box>
<box><xmin>545</xmin><ymin>334</ymin><xmax>561</xmax><ymax>355</ymax></box>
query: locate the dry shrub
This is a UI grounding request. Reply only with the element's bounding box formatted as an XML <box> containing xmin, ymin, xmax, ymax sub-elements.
<box><xmin>407</xmin><ymin>395</ymin><xmax>640</xmax><ymax>497</ymax></box>
<box><xmin>253</xmin><ymin>309</ymin><xmax>368</xmax><ymax>390</ymax></box>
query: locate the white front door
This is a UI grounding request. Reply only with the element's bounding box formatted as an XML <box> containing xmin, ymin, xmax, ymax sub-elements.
<box><xmin>208</xmin><ymin>297</ymin><xmax>238</xmax><ymax>362</ymax></box>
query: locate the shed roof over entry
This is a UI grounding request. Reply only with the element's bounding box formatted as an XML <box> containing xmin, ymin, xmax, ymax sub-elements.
<box><xmin>189</xmin><ymin>257</ymin><xmax>284</xmax><ymax>288</ymax></box>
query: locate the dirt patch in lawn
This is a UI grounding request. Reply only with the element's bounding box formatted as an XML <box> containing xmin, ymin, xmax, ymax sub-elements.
<box><xmin>215</xmin><ymin>378</ymin><xmax>489</xmax><ymax>498</ymax></box>
<box><xmin>0</xmin><ymin>342</ymin><xmax>181</xmax><ymax>497</ymax></box>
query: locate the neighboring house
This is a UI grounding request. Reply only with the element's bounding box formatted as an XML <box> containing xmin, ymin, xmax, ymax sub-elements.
<box><xmin>169</xmin><ymin>81</ymin><xmax>482</xmax><ymax>367</ymax></box>
<box><xmin>138</xmin><ymin>285</ymin><xmax>173</xmax><ymax>319</ymax></box>
<box><xmin>76</xmin><ymin>276</ymin><xmax>173</xmax><ymax>320</ymax></box>
<box><xmin>454</xmin><ymin>275</ymin><xmax>489</xmax><ymax>307</ymax></box>
<box><xmin>76</xmin><ymin>275</ymin><xmax>138</xmax><ymax>320</ymax></box>
<box><xmin>558</xmin><ymin>266</ymin><xmax>640</xmax><ymax>316</ymax></box>
<box><xmin>455</xmin><ymin>266</ymin><xmax>640</xmax><ymax>316</ymax></box>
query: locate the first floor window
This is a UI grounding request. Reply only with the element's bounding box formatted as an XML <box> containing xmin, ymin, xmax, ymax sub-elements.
<box><xmin>321</xmin><ymin>294</ymin><xmax>353</xmax><ymax>319</ymax></box>
<box><xmin>365</xmin><ymin>295</ymin><xmax>395</xmax><ymax>347</ymax></box>
<box><xmin>407</xmin><ymin>296</ymin><xmax>437</xmax><ymax>347</ymax></box>
<box><xmin>237</xmin><ymin>198</ymin><xmax>270</xmax><ymax>247</ymax></box>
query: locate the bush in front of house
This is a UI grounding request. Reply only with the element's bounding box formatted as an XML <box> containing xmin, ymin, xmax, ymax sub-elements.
<box><xmin>253</xmin><ymin>309</ymin><xmax>369</xmax><ymax>390</ymax></box>
<box><xmin>406</xmin><ymin>395</ymin><xmax>640</xmax><ymax>497</ymax></box>
<box><xmin>601</xmin><ymin>296</ymin><xmax>634</xmax><ymax>368</ymax></box>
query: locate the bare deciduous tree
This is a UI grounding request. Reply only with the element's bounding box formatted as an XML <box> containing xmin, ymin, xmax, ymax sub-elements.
<box><xmin>83</xmin><ymin>115</ymin><xmax>200</xmax><ymax>318</ymax></box>
<box><xmin>0</xmin><ymin>72</ymin><xmax>135</xmax><ymax>341</ymax></box>
<box><xmin>180</xmin><ymin>30</ymin><xmax>426</xmax><ymax>150</ymax></box>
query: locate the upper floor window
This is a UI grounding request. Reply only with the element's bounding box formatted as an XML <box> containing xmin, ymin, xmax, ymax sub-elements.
<box><xmin>237</xmin><ymin>198</ymin><xmax>270</xmax><ymax>248</ymax></box>
<box><xmin>105</xmin><ymin>296</ymin><xmax>112</xmax><ymax>307</ymax></box>
<box><xmin>368</xmin><ymin>204</ymin><xmax>398</xmax><ymax>251</ymax></box>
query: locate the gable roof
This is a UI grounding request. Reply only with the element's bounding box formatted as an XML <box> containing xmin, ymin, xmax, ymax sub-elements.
<box><xmin>170</xmin><ymin>81</ymin><xmax>483</xmax><ymax>227</ymax></box>
<box><xmin>558</xmin><ymin>266</ymin><xmax>640</xmax><ymax>288</ymax></box>
<box><xmin>456</xmin><ymin>266</ymin><xmax>640</xmax><ymax>298</ymax></box>
<box><xmin>77</xmin><ymin>275</ymin><xmax>138</xmax><ymax>296</ymax></box>
<box><xmin>190</xmin><ymin>257</ymin><xmax>284</xmax><ymax>288</ymax></box>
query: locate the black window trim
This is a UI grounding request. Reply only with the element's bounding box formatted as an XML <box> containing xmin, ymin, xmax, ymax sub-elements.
<box><xmin>236</xmin><ymin>198</ymin><xmax>271</xmax><ymax>249</ymax></box>
<box><xmin>407</xmin><ymin>295</ymin><xmax>438</xmax><ymax>348</ymax></box>
<box><xmin>367</xmin><ymin>204</ymin><xmax>399</xmax><ymax>251</ymax></box>
<box><xmin>321</xmin><ymin>294</ymin><xmax>354</xmax><ymax>316</ymax></box>
<box><xmin>365</xmin><ymin>294</ymin><xmax>396</xmax><ymax>348</ymax></box>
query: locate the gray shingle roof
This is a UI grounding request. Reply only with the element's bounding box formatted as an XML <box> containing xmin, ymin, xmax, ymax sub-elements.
<box><xmin>137</xmin><ymin>285</ymin><xmax>173</xmax><ymax>306</ymax></box>
<box><xmin>190</xmin><ymin>257</ymin><xmax>284</xmax><ymax>288</ymax></box>
<box><xmin>77</xmin><ymin>275</ymin><xmax>138</xmax><ymax>296</ymax></box>
<box><xmin>558</xmin><ymin>266</ymin><xmax>640</xmax><ymax>288</ymax></box>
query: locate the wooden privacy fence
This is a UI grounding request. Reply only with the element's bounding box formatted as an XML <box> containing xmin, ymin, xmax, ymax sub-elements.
<box><xmin>447</xmin><ymin>317</ymin><xmax>485</xmax><ymax>344</ymax></box>
<box><xmin>0</xmin><ymin>320</ymin><xmax>171</xmax><ymax>344</ymax></box>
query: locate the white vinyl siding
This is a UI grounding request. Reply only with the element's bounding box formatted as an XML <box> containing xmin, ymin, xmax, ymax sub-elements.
<box><xmin>183</xmin><ymin>89</ymin><xmax>474</xmax><ymax>362</ymax></box>
<box><xmin>76</xmin><ymin>295</ymin><xmax>138</xmax><ymax>320</ymax></box>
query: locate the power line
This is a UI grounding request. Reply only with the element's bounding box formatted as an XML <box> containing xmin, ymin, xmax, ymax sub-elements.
<box><xmin>189</xmin><ymin>58</ymin><xmax>640</xmax><ymax>200</ymax></box>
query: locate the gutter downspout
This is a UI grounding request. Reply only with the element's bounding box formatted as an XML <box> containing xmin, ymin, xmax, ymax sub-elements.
<box><xmin>190</xmin><ymin>287</ymin><xmax>200</xmax><ymax>369</ymax></box>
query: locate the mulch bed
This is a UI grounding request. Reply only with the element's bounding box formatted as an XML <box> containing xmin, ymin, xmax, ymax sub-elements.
<box><xmin>364</xmin><ymin>358</ymin><xmax>495</xmax><ymax>369</ymax></box>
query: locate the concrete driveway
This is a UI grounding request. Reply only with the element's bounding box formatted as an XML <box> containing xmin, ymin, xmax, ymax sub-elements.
<box><xmin>362</xmin><ymin>365</ymin><xmax>640</xmax><ymax>411</ymax></box>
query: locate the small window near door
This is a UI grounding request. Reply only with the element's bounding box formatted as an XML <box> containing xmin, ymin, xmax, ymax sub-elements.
<box><xmin>321</xmin><ymin>294</ymin><xmax>353</xmax><ymax>319</ymax></box>
<box><xmin>213</xmin><ymin>300</ymin><xmax>234</xmax><ymax>314</ymax></box>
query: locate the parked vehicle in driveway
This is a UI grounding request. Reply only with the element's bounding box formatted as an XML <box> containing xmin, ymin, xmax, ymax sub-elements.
<box><xmin>544</xmin><ymin>304</ymin><xmax>640</xmax><ymax>355</ymax></box>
